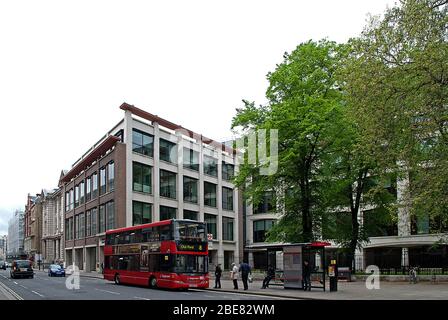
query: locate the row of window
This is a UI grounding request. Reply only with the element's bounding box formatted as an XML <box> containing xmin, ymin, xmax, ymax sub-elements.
<box><xmin>65</xmin><ymin>162</ymin><xmax>115</xmax><ymax>212</ymax></box>
<box><xmin>133</xmin><ymin>162</ymin><xmax>234</xmax><ymax>211</ymax></box>
<box><xmin>65</xmin><ymin>201</ymin><xmax>115</xmax><ymax>240</ymax></box>
<box><xmin>131</xmin><ymin>201</ymin><xmax>235</xmax><ymax>241</ymax></box>
<box><xmin>133</xmin><ymin>129</ymin><xmax>234</xmax><ymax>180</ymax></box>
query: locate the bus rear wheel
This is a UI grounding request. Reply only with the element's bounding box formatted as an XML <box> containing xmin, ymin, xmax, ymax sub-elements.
<box><xmin>149</xmin><ymin>276</ymin><xmax>157</xmax><ymax>288</ymax></box>
<box><xmin>114</xmin><ymin>274</ymin><xmax>121</xmax><ymax>285</ymax></box>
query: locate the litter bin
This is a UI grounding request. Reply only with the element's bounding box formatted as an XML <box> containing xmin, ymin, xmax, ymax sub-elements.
<box><xmin>328</xmin><ymin>260</ymin><xmax>338</xmax><ymax>292</ymax></box>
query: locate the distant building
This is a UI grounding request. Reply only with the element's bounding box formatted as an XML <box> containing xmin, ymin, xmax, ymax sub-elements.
<box><xmin>0</xmin><ymin>235</ymin><xmax>7</xmax><ymax>260</ymax></box>
<box><xmin>41</xmin><ymin>188</ymin><xmax>64</xmax><ymax>264</ymax></box>
<box><xmin>24</xmin><ymin>194</ymin><xmax>43</xmax><ymax>262</ymax></box>
<box><xmin>7</xmin><ymin>210</ymin><xmax>25</xmax><ymax>257</ymax></box>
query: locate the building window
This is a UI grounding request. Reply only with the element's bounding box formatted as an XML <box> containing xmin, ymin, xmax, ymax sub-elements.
<box><xmin>69</xmin><ymin>217</ymin><xmax>73</xmax><ymax>240</ymax></box>
<box><xmin>80</xmin><ymin>181</ymin><xmax>85</xmax><ymax>205</ymax></box>
<box><xmin>222</xmin><ymin>162</ymin><xmax>234</xmax><ymax>181</ymax></box>
<box><xmin>159</xmin><ymin>138</ymin><xmax>177</xmax><ymax>163</ymax></box>
<box><xmin>108</xmin><ymin>161</ymin><xmax>115</xmax><ymax>192</ymax></box>
<box><xmin>132</xmin><ymin>129</ymin><xmax>154</xmax><ymax>157</ymax></box>
<box><xmin>222</xmin><ymin>217</ymin><xmax>234</xmax><ymax>241</ymax></box>
<box><xmin>100</xmin><ymin>167</ymin><xmax>107</xmax><ymax>195</ymax></box>
<box><xmin>222</xmin><ymin>187</ymin><xmax>234</xmax><ymax>211</ymax></box>
<box><xmin>65</xmin><ymin>192</ymin><xmax>69</xmax><ymax>212</ymax></box>
<box><xmin>183</xmin><ymin>210</ymin><xmax>198</xmax><ymax>221</ymax></box>
<box><xmin>253</xmin><ymin>220</ymin><xmax>275</xmax><ymax>243</ymax></box>
<box><xmin>205</xmin><ymin>214</ymin><xmax>217</xmax><ymax>240</ymax></box>
<box><xmin>204</xmin><ymin>182</ymin><xmax>217</xmax><ymax>207</ymax></box>
<box><xmin>133</xmin><ymin>201</ymin><xmax>152</xmax><ymax>225</ymax></box>
<box><xmin>74</xmin><ymin>215</ymin><xmax>79</xmax><ymax>239</ymax></box>
<box><xmin>79</xmin><ymin>213</ymin><xmax>85</xmax><ymax>238</ymax></box>
<box><xmin>91</xmin><ymin>208</ymin><xmax>97</xmax><ymax>236</ymax></box>
<box><xmin>66</xmin><ymin>217</ymin><xmax>73</xmax><ymax>240</ymax></box>
<box><xmin>86</xmin><ymin>177</ymin><xmax>91</xmax><ymax>202</ymax></box>
<box><xmin>183</xmin><ymin>176</ymin><xmax>198</xmax><ymax>203</ymax></box>
<box><xmin>92</xmin><ymin>173</ymin><xmax>98</xmax><ymax>198</ymax></box>
<box><xmin>65</xmin><ymin>219</ymin><xmax>69</xmax><ymax>240</ymax></box>
<box><xmin>86</xmin><ymin>211</ymin><xmax>91</xmax><ymax>237</ymax></box>
<box><xmin>254</xmin><ymin>191</ymin><xmax>274</xmax><ymax>214</ymax></box>
<box><xmin>160</xmin><ymin>205</ymin><xmax>176</xmax><ymax>220</ymax></box>
<box><xmin>75</xmin><ymin>185</ymin><xmax>80</xmax><ymax>208</ymax></box>
<box><xmin>99</xmin><ymin>205</ymin><xmax>105</xmax><ymax>233</ymax></box>
<box><xmin>203</xmin><ymin>155</ymin><xmax>218</xmax><ymax>177</ymax></box>
<box><xmin>69</xmin><ymin>189</ymin><xmax>74</xmax><ymax>210</ymax></box>
<box><xmin>106</xmin><ymin>201</ymin><xmax>115</xmax><ymax>231</ymax></box>
<box><xmin>183</xmin><ymin>147</ymin><xmax>199</xmax><ymax>171</ymax></box>
<box><xmin>160</xmin><ymin>169</ymin><xmax>176</xmax><ymax>199</ymax></box>
<box><xmin>133</xmin><ymin>162</ymin><xmax>152</xmax><ymax>194</ymax></box>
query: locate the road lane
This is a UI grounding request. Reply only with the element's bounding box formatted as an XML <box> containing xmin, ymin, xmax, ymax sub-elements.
<box><xmin>0</xmin><ymin>270</ymin><xmax>283</xmax><ymax>300</ymax></box>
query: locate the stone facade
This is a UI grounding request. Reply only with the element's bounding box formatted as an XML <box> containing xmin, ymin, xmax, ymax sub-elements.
<box><xmin>41</xmin><ymin>188</ymin><xmax>64</xmax><ymax>264</ymax></box>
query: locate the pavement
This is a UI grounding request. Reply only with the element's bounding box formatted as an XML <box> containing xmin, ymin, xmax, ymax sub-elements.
<box><xmin>1</xmin><ymin>268</ymin><xmax>447</xmax><ymax>300</ymax></box>
<box><xmin>208</xmin><ymin>279</ymin><xmax>448</xmax><ymax>300</ymax></box>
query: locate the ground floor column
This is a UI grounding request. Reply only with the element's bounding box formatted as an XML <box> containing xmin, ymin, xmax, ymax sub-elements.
<box><xmin>355</xmin><ymin>248</ymin><xmax>365</xmax><ymax>272</ymax></box>
<box><xmin>401</xmin><ymin>247</ymin><xmax>409</xmax><ymax>268</ymax></box>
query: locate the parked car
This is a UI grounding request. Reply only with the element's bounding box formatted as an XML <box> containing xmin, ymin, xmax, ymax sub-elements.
<box><xmin>48</xmin><ymin>264</ymin><xmax>65</xmax><ymax>277</ymax></box>
<box><xmin>10</xmin><ymin>260</ymin><xmax>34</xmax><ymax>279</ymax></box>
<box><xmin>0</xmin><ymin>261</ymin><xmax>6</xmax><ymax>270</ymax></box>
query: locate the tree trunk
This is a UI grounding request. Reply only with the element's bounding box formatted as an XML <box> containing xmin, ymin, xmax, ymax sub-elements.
<box><xmin>301</xmin><ymin>175</ymin><xmax>313</xmax><ymax>242</ymax></box>
<box><xmin>347</xmin><ymin>168</ymin><xmax>368</xmax><ymax>272</ymax></box>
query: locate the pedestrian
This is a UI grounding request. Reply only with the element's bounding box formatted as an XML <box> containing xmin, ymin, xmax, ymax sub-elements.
<box><xmin>239</xmin><ymin>261</ymin><xmax>252</xmax><ymax>290</ymax></box>
<box><xmin>262</xmin><ymin>265</ymin><xmax>275</xmax><ymax>289</ymax></box>
<box><xmin>230</xmin><ymin>262</ymin><xmax>239</xmax><ymax>289</ymax></box>
<box><xmin>214</xmin><ymin>264</ymin><xmax>222</xmax><ymax>288</ymax></box>
<box><xmin>302</xmin><ymin>260</ymin><xmax>311</xmax><ymax>291</ymax></box>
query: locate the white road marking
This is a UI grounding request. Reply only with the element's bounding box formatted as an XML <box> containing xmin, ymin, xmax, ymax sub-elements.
<box><xmin>32</xmin><ymin>290</ymin><xmax>44</xmax><ymax>297</ymax></box>
<box><xmin>182</xmin><ymin>292</ymin><xmax>191</xmax><ymax>295</ymax></box>
<box><xmin>0</xmin><ymin>280</ymin><xmax>24</xmax><ymax>300</ymax></box>
<box><xmin>20</xmin><ymin>285</ymin><xmax>28</xmax><ymax>289</ymax></box>
<box><xmin>134</xmin><ymin>296</ymin><xmax>151</xmax><ymax>300</ymax></box>
<box><xmin>95</xmin><ymin>288</ymin><xmax>120</xmax><ymax>295</ymax></box>
<box><xmin>13</xmin><ymin>281</ymin><xmax>18</xmax><ymax>285</ymax></box>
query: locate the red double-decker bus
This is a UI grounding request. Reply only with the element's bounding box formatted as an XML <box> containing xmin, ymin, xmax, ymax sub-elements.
<box><xmin>103</xmin><ymin>219</ymin><xmax>209</xmax><ymax>289</ymax></box>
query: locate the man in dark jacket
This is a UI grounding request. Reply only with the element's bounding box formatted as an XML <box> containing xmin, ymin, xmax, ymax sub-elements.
<box><xmin>214</xmin><ymin>264</ymin><xmax>222</xmax><ymax>288</ymax></box>
<box><xmin>262</xmin><ymin>265</ymin><xmax>275</xmax><ymax>289</ymax></box>
<box><xmin>239</xmin><ymin>261</ymin><xmax>252</xmax><ymax>290</ymax></box>
<box><xmin>302</xmin><ymin>260</ymin><xmax>311</xmax><ymax>291</ymax></box>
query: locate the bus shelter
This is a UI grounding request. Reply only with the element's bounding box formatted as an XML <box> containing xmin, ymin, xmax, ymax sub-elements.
<box><xmin>245</xmin><ymin>242</ymin><xmax>330</xmax><ymax>291</ymax></box>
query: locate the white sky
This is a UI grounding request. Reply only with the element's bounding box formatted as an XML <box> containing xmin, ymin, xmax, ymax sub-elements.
<box><xmin>0</xmin><ymin>0</ymin><xmax>397</xmax><ymax>235</ymax></box>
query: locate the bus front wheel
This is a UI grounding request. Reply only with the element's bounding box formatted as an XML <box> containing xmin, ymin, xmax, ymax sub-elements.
<box><xmin>149</xmin><ymin>276</ymin><xmax>157</xmax><ymax>288</ymax></box>
<box><xmin>114</xmin><ymin>274</ymin><xmax>121</xmax><ymax>285</ymax></box>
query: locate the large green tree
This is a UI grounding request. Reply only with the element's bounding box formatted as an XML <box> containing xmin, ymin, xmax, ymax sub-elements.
<box><xmin>344</xmin><ymin>0</ymin><xmax>448</xmax><ymax>232</ymax></box>
<box><xmin>232</xmin><ymin>40</ymin><xmax>347</xmax><ymax>243</ymax></box>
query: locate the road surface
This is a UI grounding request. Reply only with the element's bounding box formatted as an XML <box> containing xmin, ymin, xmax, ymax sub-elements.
<box><xmin>0</xmin><ymin>269</ymin><xmax>284</xmax><ymax>300</ymax></box>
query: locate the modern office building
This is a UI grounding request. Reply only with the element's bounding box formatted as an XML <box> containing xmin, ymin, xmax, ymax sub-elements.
<box><xmin>61</xmin><ymin>103</ymin><xmax>242</xmax><ymax>272</ymax></box>
<box><xmin>7</xmin><ymin>210</ymin><xmax>25</xmax><ymax>257</ymax></box>
<box><xmin>41</xmin><ymin>188</ymin><xmax>64</xmax><ymax>264</ymax></box>
<box><xmin>243</xmin><ymin>174</ymin><xmax>448</xmax><ymax>271</ymax></box>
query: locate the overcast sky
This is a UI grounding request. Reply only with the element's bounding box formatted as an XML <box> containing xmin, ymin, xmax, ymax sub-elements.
<box><xmin>0</xmin><ymin>0</ymin><xmax>396</xmax><ymax>235</ymax></box>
